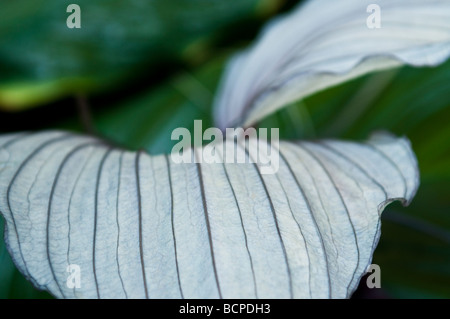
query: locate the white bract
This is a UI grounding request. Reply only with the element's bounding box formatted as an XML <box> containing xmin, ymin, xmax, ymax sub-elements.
<box><xmin>0</xmin><ymin>131</ymin><xmax>418</xmax><ymax>298</ymax></box>
<box><xmin>214</xmin><ymin>0</ymin><xmax>450</xmax><ymax>130</ymax></box>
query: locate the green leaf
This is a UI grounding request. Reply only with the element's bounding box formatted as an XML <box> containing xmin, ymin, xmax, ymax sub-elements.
<box><xmin>0</xmin><ymin>0</ymin><xmax>280</xmax><ymax>110</ymax></box>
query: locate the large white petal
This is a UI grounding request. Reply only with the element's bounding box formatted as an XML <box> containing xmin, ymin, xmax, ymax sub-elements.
<box><xmin>214</xmin><ymin>0</ymin><xmax>450</xmax><ymax>129</ymax></box>
<box><xmin>0</xmin><ymin>131</ymin><xmax>418</xmax><ymax>298</ymax></box>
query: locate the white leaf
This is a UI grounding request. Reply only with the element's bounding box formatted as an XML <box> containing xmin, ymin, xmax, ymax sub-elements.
<box><xmin>0</xmin><ymin>131</ymin><xmax>419</xmax><ymax>298</ymax></box>
<box><xmin>214</xmin><ymin>0</ymin><xmax>450</xmax><ymax>130</ymax></box>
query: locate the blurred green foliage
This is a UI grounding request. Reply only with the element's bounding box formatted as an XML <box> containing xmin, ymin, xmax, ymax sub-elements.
<box><xmin>0</xmin><ymin>0</ymin><xmax>281</xmax><ymax>110</ymax></box>
<box><xmin>0</xmin><ymin>0</ymin><xmax>449</xmax><ymax>299</ymax></box>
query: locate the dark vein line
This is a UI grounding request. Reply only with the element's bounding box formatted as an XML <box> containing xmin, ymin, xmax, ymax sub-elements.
<box><xmin>316</xmin><ymin>141</ymin><xmax>391</xmax><ymax>296</ymax></box>
<box><xmin>319</xmin><ymin>145</ymin><xmax>384</xmax><ymax>256</ymax></box>
<box><xmin>93</xmin><ymin>147</ymin><xmax>113</xmax><ymax>299</ymax></box>
<box><xmin>237</xmin><ymin>141</ymin><xmax>293</xmax><ymax>298</ymax></box>
<box><xmin>298</xmin><ymin>142</ymin><xmax>360</xmax><ymax>299</ymax></box>
<box><xmin>279</xmin><ymin>144</ymin><xmax>333</xmax><ymax>298</ymax></box>
<box><xmin>195</xmin><ymin>158</ymin><xmax>223</xmax><ymax>299</ymax></box>
<box><xmin>116</xmin><ymin>151</ymin><xmax>128</xmax><ymax>298</ymax></box>
<box><xmin>164</xmin><ymin>155</ymin><xmax>184</xmax><ymax>299</ymax></box>
<box><xmin>285</xmin><ymin>143</ymin><xmax>336</xmax><ymax>298</ymax></box>
<box><xmin>0</xmin><ymin>132</ymin><xmax>30</xmax><ymax>149</ymax></box>
<box><xmin>221</xmin><ymin>161</ymin><xmax>258</xmax><ymax>298</ymax></box>
<box><xmin>252</xmin><ymin>164</ymin><xmax>294</xmax><ymax>298</ymax></box>
<box><xmin>47</xmin><ymin>141</ymin><xmax>98</xmax><ymax>298</ymax></box>
<box><xmin>318</xmin><ymin>142</ymin><xmax>389</xmax><ymax>199</ymax></box>
<box><xmin>66</xmin><ymin>146</ymin><xmax>96</xmax><ymax>296</ymax></box>
<box><xmin>6</xmin><ymin>134</ymin><xmax>71</xmax><ymax>284</ymax></box>
<box><xmin>135</xmin><ymin>151</ymin><xmax>149</xmax><ymax>299</ymax></box>
<box><xmin>272</xmin><ymin>146</ymin><xmax>312</xmax><ymax>298</ymax></box>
